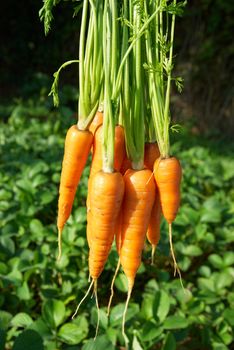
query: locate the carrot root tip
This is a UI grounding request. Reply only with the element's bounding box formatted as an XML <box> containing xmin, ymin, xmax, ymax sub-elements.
<box><xmin>151</xmin><ymin>244</ymin><xmax>156</xmax><ymax>266</ymax></box>
<box><xmin>93</xmin><ymin>279</ymin><xmax>100</xmax><ymax>341</ymax></box>
<box><xmin>72</xmin><ymin>279</ymin><xmax>94</xmax><ymax>320</ymax></box>
<box><xmin>107</xmin><ymin>258</ymin><xmax>121</xmax><ymax>317</ymax></box>
<box><xmin>122</xmin><ymin>286</ymin><xmax>132</xmax><ymax>350</ymax></box>
<box><xmin>168</xmin><ymin>223</ymin><xmax>185</xmax><ymax>292</ymax></box>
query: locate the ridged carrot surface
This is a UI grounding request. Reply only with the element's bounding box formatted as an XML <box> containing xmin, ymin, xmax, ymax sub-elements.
<box><xmin>120</xmin><ymin>169</ymin><xmax>155</xmax><ymax>289</ymax></box>
<box><xmin>144</xmin><ymin>142</ymin><xmax>160</xmax><ymax>170</ymax></box>
<box><xmin>88</xmin><ymin>171</ymin><xmax>124</xmax><ymax>280</ymax></box>
<box><xmin>57</xmin><ymin>125</ymin><xmax>93</xmax><ymax>232</ymax></box>
<box><xmin>153</xmin><ymin>157</ymin><xmax>182</xmax><ymax>224</ymax></box>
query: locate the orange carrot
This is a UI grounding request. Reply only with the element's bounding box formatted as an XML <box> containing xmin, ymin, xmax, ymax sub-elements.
<box><xmin>153</xmin><ymin>157</ymin><xmax>182</xmax><ymax>278</ymax></box>
<box><xmin>144</xmin><ymin>142</ymin><xmax>161</xmax><ymax>264</ymax></box>
<box><xmin>144</xmin><ymin>142</ymin><xmax>160</xmax><ymax>170</ymax></box>
<box><xmin>120</xmin><ymin>152</ymin><xmax>131</xmax><ymax>175</ymax></box>
<box><xmin>90</xmin><ymin>124</ymin><xmax>125</xmax><ymax>178</ymax></box>
<box><xmin>88</xmin><ymin>170</ymin><xmax>124</xmax><ymax>280</ymax></box>
<box><xmin>88</xmin><ymin>111</ymin><xmax>103</xmax><ymax>135</ymax></box>
<box><xmin>57</xmin><ymin>125</ymin><xmax>93</xmax><ymax>259</ymax></box>
<box><xmin>120</xmin><ymin>169</ymin><xmax>155</xmax><ymax>334</ymax></box>
<box><xmin>154</xmin><ymin>157</ymin><xmax>182</xmax><ymax>224</ymax></box>
<box><xmin>146</xmin><ymin>187</ymin><xmax>161</xmax><ymax>264</ymax></box>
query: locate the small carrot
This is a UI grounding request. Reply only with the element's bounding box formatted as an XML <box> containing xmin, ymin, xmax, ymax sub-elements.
<box><xmin>120</xmin><ymin>152</ymin><xmax>131</xmax><ymax>175</ymax></box>
<box><xmin>154</xmin><ymin>157</ymin><xmax>182</xmax><ymax>278</ymax></box>
<box><xmin>120</xmin><ymin>168</ymin><xmax>155</xmax><ymax>336</ymax></box>
<box><xmin>144</xmin><ymin>142</ymin><xmax>160</xmax><ymax>170</ymax></box>
<box><xmin>57</xmin><ymin>125</ymin><xmax>93</xmax><ymax>260</ymax></box>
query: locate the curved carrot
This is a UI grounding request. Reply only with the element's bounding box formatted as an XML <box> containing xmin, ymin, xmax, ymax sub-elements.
<box><xmin>153</xmin><ymin>157</ymin><xmax>182</xmax><ymax>224</ymax></box>
<box><xmin>88</xmin><ymin>170</ymin><xmax>124</xmax><ymax>280</ymax></box>
<box><xmin>57</xmin><ymin>125</ymin><xmax>93</xmax><ymax>259</ymax></box>
<box><xmin>153</xmin><ymin>157</ymin><xmax>183</xmax><ymax>282</ymax></box>
<box><xmin>144</xmin><ymin>142</ymin><xmax>160</xmax><ymax>170</ymax></box>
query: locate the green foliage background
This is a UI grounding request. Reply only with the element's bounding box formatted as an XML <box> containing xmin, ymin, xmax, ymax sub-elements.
<box><xmin>0</xmin><ymin>0</ymin><xmax>234</xmax><ymax>349</ymax></box>
<box><xmin>0</xmin><ymin>82</ymin><xmax>234</xmax><ymax>349</ymax></box>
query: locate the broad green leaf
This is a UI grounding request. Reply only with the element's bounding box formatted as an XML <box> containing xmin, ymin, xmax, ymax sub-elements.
<box><xmin>29</xmin><ymin>219</ymin><xmax>44</xmax><ymax>235</ymax></box>
<box><xmin>11</xmin><ymin>313</ymin><xmax>33</xmax><ymax>328</ymax></box>
<box><xmin>162</xmin><ymin>332</ymin><xmax>176</xmax><ymax>350</ymax></box>
<box><xmin>42</xmin><ymin>299</ymin><xmax>65</xmax><ymax>328</ymax></box>
<box><xmin>58</xmin><ymin>322</ymin><xmax>87</xmax><ymax>345</ymax></box>
<box><xmin>182</xmin><ymin>245</ymin><xmax>203</xmax><ymax>257</ymax></box>
<box><xmin>223</xmin><ymin>309</ymin><xmax>234</xmax><ymax>326</ymax></box>
<box><xmin>0</xmin><ymin>236</ymin><xmax>15</xmax><ymax>256</ymax></box>
<box><xmin>132</xmin><ymin>335</ymin><xmax>143</xmax><ymax>350</ymax></box>
<box><xmin>139</xmin><ymin>321</ymin><xmax>163</xmax><ymax>341</ymax></box>
<box><xmin>91</xmin><ymin>308</ymin><xmax>107</xmax><ymax>330</ymax></box>
<box><xmin>110</xmin><ymin>303</ymin><xmax>139</xmax><ymax>326</ymax></box>
<box><xmin>141</xmin><ymin>295</ymin><xmax>154</xmax><ymax>320</ymax></box>
<box><xmin>208</xmin><ymin>255</ymin><xmax>223</xmax><ymax>269</ymax></box>
<box><xmin>29</xmin><ymin>318</ymin><xmax>51</xmax><ymax>337</ymax></box>
<box><xmin>16</xmin><ymin>281</ymin><xmax>31</xmax><ymax>300</ymax></box>
<box><xmin>12</xmin><ymin>330</ymin><xmax>44</xmax><ymax>350</ymax></box>
<box><xmin>154</xmin><ymin>291</ymin><xmax>170</xmax><ymax>323</ymax></box>
<box><xmin>223</xmin><ymin>252</ymin><xmax>234</xmax><ymax>267</ymax></box>
<box><xmin>115</xmin><ymin>273</ymin><xmax>129</xmax><ymax>293</ymax></box>
<box><xmin>163</xmin><ymin>315</ymin><xmax>189</xmax><ymax>330</ymax></box>
<box><xmin>0</xmin><ymin>311</ymin><xmax>12</xmax><ymax>329</ymax></box>
<box><xmin>82</xmin><ymin>335</ymin><xmax>115</xmax><ymax>350</ymax></box>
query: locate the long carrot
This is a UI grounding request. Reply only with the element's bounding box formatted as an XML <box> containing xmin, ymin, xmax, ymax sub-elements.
<box><xmin>88</xmin><ymin>171</ymin><xmax>124</xmax><ymax>278</ymax></box>
<box><xmin>57</xmin><ymin>125</ymin><xmax>93</xmax><ymax>259</ymax></box>
<box><xmin>154</xmin><ymin>157</ymin><xmax>182</xmax><ymax>276</ymax></box>
<box><xmin>144</xmin><ymin>142</ymin><xmax>161</xmax><ymax>264</ymax></box>
<box><xmin>120</xmin><ymin>168</ymin><xmax>155</xmax><ymax>337</ymax></box>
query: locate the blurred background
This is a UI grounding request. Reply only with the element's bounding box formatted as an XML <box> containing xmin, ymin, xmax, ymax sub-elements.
<box><xmin>0</xmin><ymin>1</ymin><xmax>234</xmax><ymax>350</ymax></box>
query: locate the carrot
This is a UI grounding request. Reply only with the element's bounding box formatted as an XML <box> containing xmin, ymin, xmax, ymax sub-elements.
<box><xmin>146</xmin><ymin>188</ymin><xmax>161</xmax><ymax>265</ymax></box>
<box><xmin>153</xmin><ymin>156</ymin><xmax>182</xmax><ymax>277</ymax></box>
<box><xmin>90</xmin><ymin>124</ymin><xmax>125</xmax><ymax>178</ymax></box>
<box><xmin>57</xmin><ymin>125</ymin><xmax>93</xmax><ymax>260</ymax></box>
<box><xmin>120</xmin><ymin>152</ymin><xmax>131</xmax><ymax>175</ymax></box>
<box><xmin>88</xmin><ymin>170</ymin><xmax>124</xmax><ymax>280</ymax></box>
<box><xmin>144</xmin><ymin>142</ymin><xmax>161</xmax><ymax>264</ymax></box>
<box><xmin>88</xmin><ymin>111</ymin><xmax>103</xmax><ymax>136</ymax></box>
<box><xmin>120</xmin><ymin>168</ymin><xmax>155</xmax><ymax>337</ymax></box>
<box><xmin>144</xmin><ymin>142</ymin><xmax>160</xmax><ymax>170</ymax></box>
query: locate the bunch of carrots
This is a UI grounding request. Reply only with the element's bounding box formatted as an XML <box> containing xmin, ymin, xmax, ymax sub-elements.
<box><xmin>40</xmin><ymin>0</ymin><xmax>186</xmax><ymax>345</ymax></box>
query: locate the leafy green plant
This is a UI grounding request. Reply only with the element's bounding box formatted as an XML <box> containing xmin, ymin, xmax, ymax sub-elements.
<box><xmin>0</xmin><ymin>92</ymin><xmax>234</xmax><ymax>349</ymax></box>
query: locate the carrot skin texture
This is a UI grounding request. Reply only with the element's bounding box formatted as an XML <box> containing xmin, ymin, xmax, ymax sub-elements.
<box><xmin>144</xmin><ymin>142</ymin><xmax>160</xmax><ymax>170</ymax></box>
<box><xmin>120</xmin><ymin>169</ymin><xmax>155</xmax><ymax>288</ymax></box>
<box><xmin>88</xmin><ymin>111</ymin><xmax>103</xmax><ymax>136</ymax></box>
<box><xmin>154</xmin><ymin>157</ymin><xmax>182</xmax><ymax>224</ymax></box>
<box><xmin>90</xmin><ymin>124</ymin><xmax>125</xmax><ymax>178</ymax></box>
<box><xmin>146</xmin><ymin>187</ymin><xmax>161</xmax><ymax>246</ymax></box>
<box><xmin>88</xmin><ymin>171</ymin><xmax>125</xmax><ymax>280</ymax></box>
<box><xmin>57</xmin><ymin>125</ymin><xmax>93</xmax><ymax>231</ymax></box>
